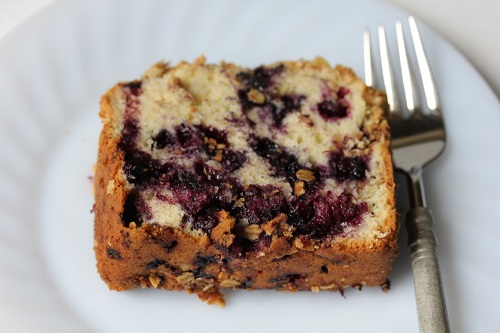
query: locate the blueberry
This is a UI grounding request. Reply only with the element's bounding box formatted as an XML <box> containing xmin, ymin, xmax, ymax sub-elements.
<box><xmin>317</xmin><ymin>99</ymin><xmax>348</xmax><ymax>119</ymax></box>
<box><xmin>249</xmin><ymin>136</ymin><xmax>303</xmax><ymax>183</ymax></box>
<box><xmin>271</xmin><ymin>95</ymin><xmax>305</xmax><ymax>126</ymax></box>
<box><xmin>236</xmin><ymin>65</ymin><xmax>284</xmax><ymax>92</ymax></box>
<box><xmin>316</xmin><ymin>87</ymin><xmax>350</xmax><ymax>120</ymax></box>
<box><xmin>121</xmin><ymin>189</ymin><xmax>150</xmax><ymax>227</ymax></box>
<box><xmin>106</xmin><ymin>247</ymin><xmax>123</xmax><ymax>260</ymax></box>
<box><xmin>175</xmin><ymin>124</ymin><xmax>203</xmax><ymax>148</ymax></box>
<box><xmin>123</xmin><ymin>81</ymin><xmax>142</xmax><ymax>96</ymax></box>
<box><xmin>329</xmin><ymin>152</ymin><xmax>367</xmax><ymax>182</ymax></box>
<box><xmin>152</xmin><ymin>129</ymin><xmax>175</xmax><ymax>149</ymax></box>
<box><xmin>146</xmin><ymin>259</ymin><xmax>166</xmax><ymax>270</ymax></box>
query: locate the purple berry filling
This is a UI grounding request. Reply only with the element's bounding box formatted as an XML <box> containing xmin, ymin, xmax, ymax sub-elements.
<box><xmin>329</xmin><ymin>152</ymin><xmax>367</xmax><ymax>182</ymax></box>
<box><xmin>123</xmin><ymin>150</ymin><xmax>166</xmax><ymax>185</ymax></box>
<box><xmin>317</xmin><ymin>99</ymin><xmax>348</xmax><ymax>119</ymax></box>
<box><xmin>191</xmin><ymin>207</ymin><xmax>221</xmax><ymax>234</ymax></box>
<box><xmin>197</xmin><ymin>125</ymin><xmax>229</xmax><ymax>145</ymax></box>
<box><xmin>235</xmin><ymin>185</ymin><xmax>288</xmax><ymax>225</ymax></box>
<box><xmin>227</xmin><ymin>234</ymin><xmax>273</xmax><ymax>258</ymax></box>
<box><xmin>236</xmin><ymin>64</ymin><xmax>284</xmax><ymax>93</ymax></box>
<box><xmin>123</xmin><ymin>81</ymin><xmax>142</xmax><ymax>97</ymax></box>
<box><xmin>121</xmin><ymin>189</ymin><xmax>152</xmax><ymax>227</ymax></box>
<box><xmin>249</xmin><ymin>136</ymin><xmax>304</xmax><ymax>184</ymax></box>
<box><xmin>175</xmin><ymin>124</ymin><xmax>204</xmax><ymax>148</ymax></box>
<box><xmin>316</xmin><ymin>88</ymin><xmax>351</xmax><ymax>120</ymax></box>
<box><xmin>288</xmin><ymin>191</ymin><xmax>368</xmax><ymax>239</ymax></box>
<box><xmin>221</xmin><ymin>149</ymin><xmax>247</xmax><ymax>173</ymax></box>
<box><xmin>152</xmin><ymin>129</ymin><xmax>175</xmax><ymax>149</ymax></box>
<box><xmin>152</xmin><ymin>125</ymin><xmax>229</xmax><ymax>152</ymax></box>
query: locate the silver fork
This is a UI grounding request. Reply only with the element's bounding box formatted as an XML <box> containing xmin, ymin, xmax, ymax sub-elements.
<box><xmin>364</xmin><ymin>17</ymin><xmax>450</xmax><ymax>332</ymax></box>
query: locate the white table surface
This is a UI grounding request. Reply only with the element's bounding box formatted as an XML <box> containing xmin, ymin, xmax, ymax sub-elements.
<box><xmin>1</xmin><ymin>0</ymin><xmax>499</xmax><ymax>98</ymax></box>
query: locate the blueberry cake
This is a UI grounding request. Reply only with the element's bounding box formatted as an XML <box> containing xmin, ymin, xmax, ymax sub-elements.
<box><xmin>94</xmin><ymin>56</ymin><xmax>397</xmax><ymax>306</ymax></box>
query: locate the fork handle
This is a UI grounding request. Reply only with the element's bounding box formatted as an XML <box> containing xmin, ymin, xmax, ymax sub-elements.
<box><xmin>406</xmin><ymin>207</ymin><xmax>450</xmax><ymax>333</ymax></box>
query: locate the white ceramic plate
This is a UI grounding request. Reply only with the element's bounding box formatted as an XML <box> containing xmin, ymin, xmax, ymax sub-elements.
<box><xmin>1</xmin><ymin>0</ymin><xmax>499</xmax><ymax>332</ymax></box>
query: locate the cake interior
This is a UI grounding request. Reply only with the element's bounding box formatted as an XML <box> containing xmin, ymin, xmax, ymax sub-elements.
<box><xmin>111</xmin><ymin>57</ymin><xmax>392</xmax><ymax>258</ymax></box>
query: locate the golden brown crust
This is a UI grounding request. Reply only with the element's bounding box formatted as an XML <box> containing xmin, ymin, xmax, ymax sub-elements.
<box><xmin>363</xmin><ymin>86</ymin><xmax>398</xmax><ymax>239</ymax></box>
<box><xmin>210</xmin><ymin>211</ymin><xmax>236</xmax><ymax>247</ymax></box>
<box><xmin>94</xmin><ymin>57</ymin><xmax>398</xmax><ymax>306</ymax></box>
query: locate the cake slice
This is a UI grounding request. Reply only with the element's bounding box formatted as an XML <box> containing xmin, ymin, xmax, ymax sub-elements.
<box><xmin>93</xmin><ymin>56</ymin><xmax>397</xmax><ymax>306</ymax></box>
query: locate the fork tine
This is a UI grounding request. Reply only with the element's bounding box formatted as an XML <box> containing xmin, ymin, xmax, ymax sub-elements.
<box><xmin>378</xmin><ymin>25</ymin><xmax>401</xmax><ymax>115</ymax></box>
<box><xmin>363</xmin><ymin>29</ymin><xmax>374</xmax><ymax>88</ymax></box>
<box><xmin>396</xmin><ymin>20</ymin><xmax>420</xmax><ymax>115</ymax></box>
<box><xmin>369</xmin><ymin>19</ymin><xmax>449</xmax><ymax>332</ymax></box>
<box><xmin>408</xmin><ymin>16</ymin><xmax>440</xmax><ymax>114</ymax></box>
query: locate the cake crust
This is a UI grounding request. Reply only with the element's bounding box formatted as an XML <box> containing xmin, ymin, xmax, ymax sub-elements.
<box><xmin>94</xmin><ymin>57</ymin><xmax>397</xmax><ymax>306</ymax></box>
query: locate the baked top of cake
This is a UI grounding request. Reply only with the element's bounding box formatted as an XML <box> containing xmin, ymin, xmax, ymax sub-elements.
<box><xmin>94</xmin><ymin>56</ymin><xmax>397</xmax><ymax>304</ymax></box>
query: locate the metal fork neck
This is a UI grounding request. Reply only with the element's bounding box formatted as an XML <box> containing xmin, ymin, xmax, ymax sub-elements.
<box><xmin>407</xmin><ymin>168</ymin><xmax>426</xmax><ymax>208</ymax></box>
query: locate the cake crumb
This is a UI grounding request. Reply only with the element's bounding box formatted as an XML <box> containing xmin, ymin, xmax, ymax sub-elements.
<box><xmin>247</xmin><ymin>89</ymin><xmax>266</xmax><ymax>104</ymax></box>
<box><xmin>210</xmin><ymin>211</ymin><xmax>236</xmax><ymax>247</ymax></box>
<box><xmin>241</xmin><ymin>224</ymin><xmax>262</xmax><ymax>241</ymax></box>
<box><xmin>381</xmin><ymin>280</ymin><xmax>391</xmax><ymax>292</ymax></box>
<box><xmin>106</xmin><ymin>180</ymin><xmax>115</xmax><ymax>194</ymax></box>
<box><xmin>294</xmin><ymin>181</ymin><xmax>306</xmax><ymax>196</ymax></box>
<box><xmin>296</xmin><ymin>169</ymin><xmax>315</xmax><ymax>182</ymax></box>
<box><xmin>220</xmin><ymin>279</ymin><xmax>241</xmax><ymax>288</ymax></box>
<box><xmin>176</xmin><ymin>272</ymin><xmax>195</xmax><ymax>285</ymax></box>
<box><xmin>262</xmin><ymin>213</ymin><xmax>288</xmax><ymax>235</ymax></box>
<box><xmin>149</xmin><ymin>275</ymin><xmax>161</xmax><ymax>288</ymax></box>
